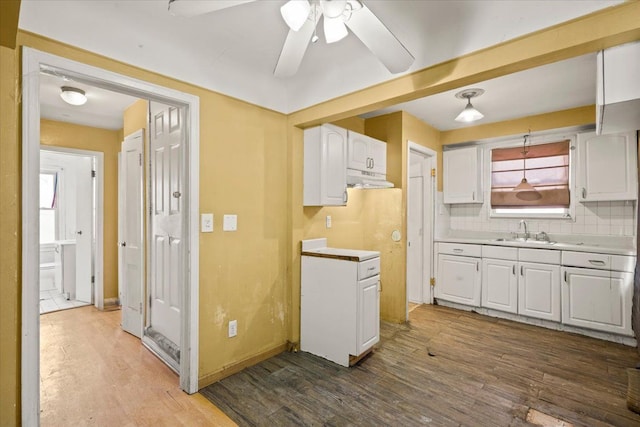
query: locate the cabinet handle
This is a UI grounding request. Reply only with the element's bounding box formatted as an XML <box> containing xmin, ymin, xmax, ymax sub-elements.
<box><xmin>520</xmin><ymin>265</ymin><xmax>523</xmax><ymax>276</ymax></box>
<box><xmin>589</xmin><ymin>260</ymin><xmax>606</xmax><ymax>266</ymax></box>
<box><xmin>453</xmin><ymin>248</ymin><xmax>463</xmax><ymax>253</ymax></box>
<box><xmin>371</xmin><ymin>158</ymin><xmax>375</xmax><ymax>169</ymax></box>
<box><xmin>343</xmin><ymin>189</ymin><xmax>349</xmax><ymax>203</ymax></box>
<box><xmin>512</xmin><ymin>265</ymin><xmax>515</xmax><ymax>275</ymax></box>
<box><xmin>476</xmin><ymin>261</ymin><xmax>479</xmax><ymax>271</ymax></box>
<box><xmin>472</xmin><ymin>191</ymin><xmax>475</xmax><ymax>201</ymax></box>
<box><xmin>582</xmin><ymin>188</ymin><xmax>586</xmax><ymax>199</ymax></box>
<box><xmin>564</xmin><ymin>271</ymin><xmax>567</xmax><ymax>282</ymax></box>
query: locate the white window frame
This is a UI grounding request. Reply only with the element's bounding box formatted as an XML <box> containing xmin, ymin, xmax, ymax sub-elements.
<box><xmin>486</xmin><ymin>133</ymin><xmax>577</xmax><ymax>220</ymax></box>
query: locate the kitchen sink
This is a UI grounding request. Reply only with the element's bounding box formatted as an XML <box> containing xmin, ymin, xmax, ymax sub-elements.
<box><xmin>493</xmin><ymin>238</ymin><xmax>557</xmax><ymax>245</ymax></box>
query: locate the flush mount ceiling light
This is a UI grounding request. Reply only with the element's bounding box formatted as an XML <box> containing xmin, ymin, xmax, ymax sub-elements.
<box><xmin>454</xmin><ymin>88</ymin><xmax>484</xmax><ymax>123</ymax></box>
<box><xmin>514</xmin><ymin>133</ymin><xmax>542</xmax><ymax>201</ymax></box>
<box><xmin>60</xmin><ymin>86</ymin><xmax>87</xmax><ymax>106</ymax></box>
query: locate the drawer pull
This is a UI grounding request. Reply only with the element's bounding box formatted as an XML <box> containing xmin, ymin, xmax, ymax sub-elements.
<box><xmin>367</xmin><ymin>267</ymin><xmax>376</xmax><ymax>271</ymax></box>
<box><xmin>512</xmin><ymin>265</ymin><xmax>515</xmax><ymax>275</ymax></box>
<box><xmin>589</xmin><ymin>260</ymin><xmax>606</xmax><ymax>266</ymax></box>
<box><xmin>564</xmin><ymin>271</ymin><xmax>567</xmax><ymax>282</ymax></box>
<box><xmin>453</xmin><ymin>248</ymin><xmax>463</xmax><ymax>253</ymax></box>
<box><xmin>520</xmin><ymin>265</ymin><xmax>523</xmax><ymax>276</ymax></box>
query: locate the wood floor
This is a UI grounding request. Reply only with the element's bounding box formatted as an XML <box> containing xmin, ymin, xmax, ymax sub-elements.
<box><xmin>201</xmin><ymin>304</ymin><xmax>640</xmax><ymax>426</ymax></box>
<box><xmin>40</xmin><ymin>306</ymin><xmax>235</xmax><ymax>426</ymax></box>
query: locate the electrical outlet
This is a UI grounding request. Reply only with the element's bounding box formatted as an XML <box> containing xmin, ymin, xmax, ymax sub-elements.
<box><xmin>326</xmin><ymin>215</ymin><xmax>332</xmax><ymax>228</ymax></box>
<box><xmin>201</xmin><ymin>213</ymin><xmax>213</xmax><ymax>232</ymax></box>
<box><xmin>228</xmin><ymin>319</ymin><xmax>237</xmax><ymax>337</ymax></box>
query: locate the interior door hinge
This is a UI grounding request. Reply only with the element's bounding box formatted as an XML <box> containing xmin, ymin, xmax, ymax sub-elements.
<box><xmin>431</xmin><ymin>168</ymin><xmax>436</xmax><ymax>177</ymax></box>
<box><xmin>139</xmin><ymin>153</ymin><xmax>142</xmax><ymax>166</ymax></box>
<box><xmin>149</xmin><ymin>295</ymin><xmax>152</xmax><ymax>308</ymax></box>
<box><xmin>430</xmin><ymin>277</ymin><xmax>436</xmax><ymax>286</ymax></box>
<box><xmin>91</xmin><ymin>170</ymin><xmax>96</xmax><ymax>178</ymax></box>
<box><xmin>139</xmin><ymin>302</ymin><xmax>143</xmax><ymax>313</ymax></box>
<box><xmin>91</xmin><ymin>275</ymin><xmax>95</xmax><ymax>284</ymax></box>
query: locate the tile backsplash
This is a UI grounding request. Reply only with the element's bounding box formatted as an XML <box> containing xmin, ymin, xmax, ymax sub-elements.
<box><xmin>436</xmin><ymin>192</ymin><xmax>636</xmax><ymax>237</ymax></box>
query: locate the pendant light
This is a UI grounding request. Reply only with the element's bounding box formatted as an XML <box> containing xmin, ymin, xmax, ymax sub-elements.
<box><xmin>514</xmin><ymin>133</ymin><xmax>542</xmax><ymax>201</ymax></box>
<box><xmin>454</xmin><ymin>88</ymin><xmax>484</xmax><ymax>123</ymax></box>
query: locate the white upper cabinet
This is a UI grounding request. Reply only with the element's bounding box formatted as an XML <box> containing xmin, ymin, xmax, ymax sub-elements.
<box><xmin>596</xmin><ymin>41</ymin><xmax>640</xmax><ymax>135</ymax></box>
<box><xmin>347</xmin><ymin>131</ymin><xmax>387</xmax><ymax>175</ymax></box>
<box><xmin>443</xmin><ymin>146</ymin><xmax>483</xmax><ymax>204</ymax></box>
<box><xmin>575</xmin><ymin>131</ymin><xmax>637</xmax><ymax>202</ymax></box>
<box><xmin>303</xmin><ymin>124</ymin><xmax>348</xmax><ymax>206</ymax></box>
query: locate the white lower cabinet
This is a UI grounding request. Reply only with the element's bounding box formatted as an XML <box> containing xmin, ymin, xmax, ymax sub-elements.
<box><xmin>562</xmin><ymin>267</ymin><xmax>634</xmax><ymax>336</ymax></box>
<box><xmin>482</xmin><ymin>258</ymin><xmax>518</xmax><ymax>314</ymax></box>
<box><xmin>357</xmin><ymin>276</ymin><xmax>381</xmax><ymax>355</ymax></box>
<box><xmin>436</xmin><ymin>254</ymin><xmax>481</xmax><ymax>306</ymax></box>
<box><xmin>518</xmin><ymin>262</ymin><xmax>561</xmax><ymax>322</ymax></box>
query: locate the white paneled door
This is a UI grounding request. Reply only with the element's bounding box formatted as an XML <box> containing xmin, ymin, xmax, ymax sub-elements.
<box><xmin>75</xmin><ymin>156</ymin><xmax>93</xmax><ymax>303</ymax></box>
<box><xmin>119</xmin><ymin>130</ymin><xmax>144</xmax><ymax>338</ymax></box>
<box><xmin>407</xmin><ymin>174</ymin><xmax>424</xmax><ymax>303</ymax></box>
<box><xmin>150</xmin><ymin>101</ymin><xmax>184</xmax><ymax>347</ymax></box>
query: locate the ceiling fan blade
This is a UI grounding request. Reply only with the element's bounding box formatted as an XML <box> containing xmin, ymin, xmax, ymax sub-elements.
<box><xmin>274</xmin><ymin>12</ymin><xmax>321</xmax><ymax>77</ymax></box>
<box><xmin>168</xmin><ymin>0</ymin><xmax>256</xmax><ymax>18</ymax></box>
<box><xmin>344</xmin><ymin>4</ymin><xmax>414</xmax><ymax>74</ymax></box>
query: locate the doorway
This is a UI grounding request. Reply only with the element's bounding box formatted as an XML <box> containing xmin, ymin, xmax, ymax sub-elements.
<box><xmin>22</xmin><ymin>47</ymin><xmax>201</xmax><ymax>425</ymax></box>
<box><xmin>406</xmin><ymin>142</ymin><xmax>436</xmax><ymax>317</ymax></box>
<box><xmin>39</xmin><ymin>148</ymin><xmax>103</xmax><ymax>314</ymax></box>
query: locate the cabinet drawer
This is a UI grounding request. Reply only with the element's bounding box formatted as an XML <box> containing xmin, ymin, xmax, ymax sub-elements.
<box><xmin>438</xmin><ymin>243</ymin><xmax>481</xmax><ymax>257</ymax></box>
<box><xmin>562</xmin><ymin>251</ymin><xmax>636</xmax><ymax>272</ymax></box>
<box><xmin>482</xmin><ymin>245</ymin><xmax>518</xmax><ymax>260</ymax></box>
<box><xmin>519</xmin><ymin>248</ymin><xmax>561</xmax><ymax>264</ymax></box>
<box><xmin>358</xmin><ymin>257</ymin><xmax>380</xmax><ymax>280</ymax></box>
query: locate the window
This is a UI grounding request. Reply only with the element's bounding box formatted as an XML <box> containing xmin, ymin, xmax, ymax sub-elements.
<box><xmin>39</xmin><ymin>172</ymin><xmax>58</xmax><ymax>243</ymax></box>
<box><xmin>490</xmin><ymin>140</ymin><xmax>570</xmax><ymax>217</ymax></box>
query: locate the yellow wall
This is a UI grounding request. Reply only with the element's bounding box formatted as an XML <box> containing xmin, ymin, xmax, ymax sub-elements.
<box><xmin>40</xmin><ymin>119</ymin><xmax>121</xmax><ymax>300</ymax></box>
<box><xmin>0</xmin><ymin>44</ymin><xmax>20</xmax><ymax>425</ymax></box>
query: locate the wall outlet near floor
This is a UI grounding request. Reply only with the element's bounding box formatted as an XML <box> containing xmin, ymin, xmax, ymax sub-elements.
<box><xmin>228</xmin><ymin>319</ymin><xmax>238</xmax><ymax>337</ymax></box>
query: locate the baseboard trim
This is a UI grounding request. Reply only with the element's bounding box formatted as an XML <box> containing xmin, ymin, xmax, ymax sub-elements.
<box><xmin>198</xmin><ymin>343</ymin><xmax>287</xmax><ymax>390</ymax></box>
<box><xmin>103</xmin><ymin>298</ymin><xmax>119</xmax><ymax>309</ymax></box>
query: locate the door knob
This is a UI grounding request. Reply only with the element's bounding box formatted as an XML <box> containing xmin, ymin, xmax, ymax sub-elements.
<box><xmin>76</xmin><ymin>230</ymin><xmax>82</xmax><ymax>235</ymax></box>
<box><xmin>120</xmin><ymin>242</ymin><xmax>126</xmax><ymax>247</ymax></box>
<box><xmin>173</xmin><ymin>191</ymin><xmax>182</xmax><ymax>198</ymax></box>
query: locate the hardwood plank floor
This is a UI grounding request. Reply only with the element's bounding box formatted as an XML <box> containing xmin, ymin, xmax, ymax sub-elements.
<box><xmin>40</xmin><ymin>306</ymin><xmax>236</xmax><ymax>426</ymax></box>
<box><xmin>201</xmin><ymin>305</ymin><xmax>640</xmax><ymax>426</ymax></box>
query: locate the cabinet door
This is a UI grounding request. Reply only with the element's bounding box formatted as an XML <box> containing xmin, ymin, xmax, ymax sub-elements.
<box><xmin>347</xmin><ymin>132</ymin><xmax>370</xmax><ymax>171</ymax></box>
<box><xmin>443</xmin><ymin>146</ymin><xmax>482</xmax><ymax>204</ymax></box>
<box><xmin>357</xmin><ymin>275</ymin><xmax>380</xmax><ymax>355</ymax></box>
<box><xmin>436</xmin><ymin>254</ymin><xmax>481</xmax><ymax>306</ymax></box>
<box><xmin>482</xmin><ymin>258</ymin><xmax>518</xmax><ymax>314</ymax></box>
<box><xmin>562</xmin><ymin>267</ymin><xmax>633</xmax><ymax>336</ymax></box>
<box><xmin>576</xmin><ymin>131</ymin><xmax>637</xmax><ymax>201</ymax></box>
<box><xmin>368</xmin><ymin>138</ymin><xmax>387</xmax><ymax>175</ymax></box>
<box><xmin>518</xmin><ymin>262</ymin><xmax>560</xmax><ymax>321</ymax></box>
<box><xmin>321</xmin><ymin>125</ymin><xmax>348</xmax><ymax>205</ymax></box>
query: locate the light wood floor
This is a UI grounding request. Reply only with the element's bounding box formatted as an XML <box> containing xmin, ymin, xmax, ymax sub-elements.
<box><xmin>202</xmin><ymin>304</ymin><xmax>640</xmax><ymax>426</ymax></box>
<box><xmin>40</xmin><ymin>306</ymin><xmax>236</xmax><ymax>426</ymax></box>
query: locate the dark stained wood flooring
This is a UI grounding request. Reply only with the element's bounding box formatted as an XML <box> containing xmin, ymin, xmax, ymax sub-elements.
<box><xmin>200</xmin><ymin>305</ymin><xmax>640</xmax><ymax>426</ymax></box>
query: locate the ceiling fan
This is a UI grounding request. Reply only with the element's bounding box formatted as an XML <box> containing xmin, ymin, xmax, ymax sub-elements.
<box><xmin>168</xmin><ymin>0</ymin><xmax>415</xmax><ymax>77</ymax></box>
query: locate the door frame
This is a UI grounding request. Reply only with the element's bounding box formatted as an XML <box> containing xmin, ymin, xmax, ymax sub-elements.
<box><xmin>40</xmin><ymin>146</ymin><xmax>104</xmax><ymax>309</ymax></box>
<box><xmin>22</xmin><ymin>47</ymin><xmax>200</xmax><ymax>425</ymax></box>
<box><xmin>406</xmin><ymin>142</ymin><xmax>437</xmax><ymax>317</ymax></box>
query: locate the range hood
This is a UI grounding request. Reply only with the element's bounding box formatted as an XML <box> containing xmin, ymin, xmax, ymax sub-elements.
<box><xmin>347</xmin><ymin>168</ymin><xmax>394</xmax><ymax>189</ymax></box>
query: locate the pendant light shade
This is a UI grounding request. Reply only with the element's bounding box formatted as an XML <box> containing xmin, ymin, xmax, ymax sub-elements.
<box><xmin>60</xmin><ymin>86</ymin><xmax>87</xmax><ymax>106</ymax></box>
<box><xmin>281</xmin><ymin>0</ymin><xmax>311</xmax><ymax>32</ymax></box>
<box><xmin>324</xmin><ymin>15</ymin><xmax>348</xmax><ymax>43</ymax></box>
<box><xmin>514</xmin><ymin>133</ymin><xmax>542</xmax><ymax>200</ymax></box>
<box><xmin>454</xmin><ymin>88</ymin><xmax>484</xmax><ymax>123</ymax></box>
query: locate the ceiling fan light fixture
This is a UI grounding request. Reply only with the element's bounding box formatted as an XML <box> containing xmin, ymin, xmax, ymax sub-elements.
<box><xmin>281</xmin><ymin>0</ymin><xmax>311</xmax><ymax>32</ymax></box>
<box><xmin>320</xmin><ymin>0</ymin><xmax>347</xmax><ymax>18</ymax></box>
<box><xmin>454</xmin><ymin>88</ymin><xmax>484</xmax><ymax>123</ymax></box>
<box><xmin>324</xmin><ymin>15</ymin><xmax>348</xmax><ymax>43</ymax></box>
<box><xmin>60</xmin><ymin>86</ymin><xmax>87</xmax><ymax>106</ymax></box>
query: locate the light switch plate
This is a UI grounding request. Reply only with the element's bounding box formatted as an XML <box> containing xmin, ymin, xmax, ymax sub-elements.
<box><xmin>223</xmin><ymin>214</ymin><xmax>237</xmax><ymax>231</ymax></box>
<box><xmin>326</xmin><ymin>215</ymin><xmax>332</xmax><ymax>228</ymax></box>
<box><xmin>228</xmin><ymin>320</ymin><xmax>237</xmax><ymax>337</ymax></box>
<box><xmin>201</xmin><ymin>213</ymin><xmax>213</xmax><ymax>232</ymax></box>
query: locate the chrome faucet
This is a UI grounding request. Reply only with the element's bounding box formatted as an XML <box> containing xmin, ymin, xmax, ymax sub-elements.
<box><xmin>519</xmin><ymin>220</ymin><xmax>529</xmax><ymax>240</ymax></box>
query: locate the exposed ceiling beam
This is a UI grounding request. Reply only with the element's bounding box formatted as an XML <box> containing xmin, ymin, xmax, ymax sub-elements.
<box><xmin>0</xmin><ymin>0</ymin><xmax>21</xmax><ymax>49</ymax></box>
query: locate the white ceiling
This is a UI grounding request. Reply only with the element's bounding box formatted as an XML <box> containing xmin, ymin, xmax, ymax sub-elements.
<box><xmin>20</xmin><ymin>0</ymin><xmax>623</xmax><ymax>131</ymax></box>
<box><xmin>40</xmin><ymin>72</ymin><xmax>139</xmax><ymax>130</ymax></box>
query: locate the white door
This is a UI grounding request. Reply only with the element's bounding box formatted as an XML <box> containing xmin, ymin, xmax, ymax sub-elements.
<box><xmin>119</xmin><ymin>130</ymin><xmax>144</xmax><ymax>338</ymax></box>
<box><xmin>518</xmin><ymin>262</ymin><xmax>561</xmax><ymax>321</ymax></box>
<box><xmin>357</xmin><ymin>275</ymin><xmax>380</xmax><ymax>354</ymax></box>
<box><xmin>562</xmin><ymin>267</ymin><xmax>633</xmax><ymax>335</ymax></box>
<box><xmin>436</xmin><ymin>254</ymin><xmax>481</xmax><ymax>306</ymax></box>
<box><xmin>321</xmin><ymin>125</ymin><xmax>348</xmax><ymax>205</ymax></box>
<box><xmin>482</xmin><ymin>258</ymin><xmax>518</xmax><ymax>314</ymax></box>
<box><xmin>149</xmin><ymin>101</ymin><xmax>183</xmax><ymax>347</ymax></box>
<box><xmin>407</xmin><ymin>173</ymin><xmax>424</xmax><ymax>303</ymax></box>
<box><xmin>74</xmin><ymin>156</ymin><xmax>93</xmax><ymax>303</ymax></box>
<box><xmin>367</xmin><ymin>138</ymin><xmax>387</xmax><ymax>175</ymax></box>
